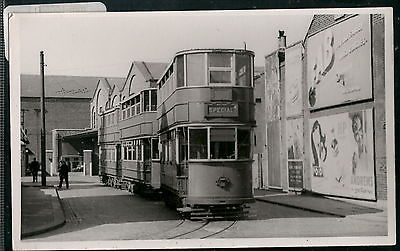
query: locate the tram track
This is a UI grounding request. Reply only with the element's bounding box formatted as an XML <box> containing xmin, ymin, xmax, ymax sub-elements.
<box><xmin>164</xmin><ymin>219</ymin><xmax>237</xmax><ymax>239</ymax></box>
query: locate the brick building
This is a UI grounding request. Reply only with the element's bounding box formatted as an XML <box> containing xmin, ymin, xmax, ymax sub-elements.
<box><xmin>21</xmin><ymin>74</ymin><xmax>101</xmax><ymax>174</ymax></box>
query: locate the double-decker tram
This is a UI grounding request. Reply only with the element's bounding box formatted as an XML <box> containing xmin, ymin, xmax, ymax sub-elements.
<box><xmin>157</xmin><ymin>49</ymin><xmax>256</xmax><ymax>219</ymax></box>
<box><xmin>100</xmin><ymin>87</ymin><xmax>161</xmax><ymax>195</ymax></box>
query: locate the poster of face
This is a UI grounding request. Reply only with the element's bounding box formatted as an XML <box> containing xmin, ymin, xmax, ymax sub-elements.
<box><xmin>307</xmin><ymin>15</ymin><xmax>373</xmax><ymax>110</ymax></box>
<box><xmin>310</xmin><ymin>108</ymin><xmax>375</xmax><ymax>200</ymax></box>
<box><xmin>265</xmin><ymin>52</ymin><xmax>280</xmax><ymax>122</ymax></box>
<box><xmin>285</xmin><ymin>43</ymin><xmax>303</xmax><ymax>117</ymax></box>
<box><xmin>287</xmin><ymin>118</ymin><xmax>303</xmax><ymax>160</ymax></box>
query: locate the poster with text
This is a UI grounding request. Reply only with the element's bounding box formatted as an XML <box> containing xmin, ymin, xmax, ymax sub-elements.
<box><xmin>307</xmin><ymin>15</ymin><xmax>372</xmax><ymax>110</ymax></box>
<box><xmin>285</xmin><ymin>43</ymin><xmax>303</xmax><ymax>117</ymax></box>
<box><xmin>310</xmin><ymin>108</ymin><xmax>375</xmax><ymax>200</ymax></box>
<box><xmin>287</xmin><ymin>118</ymin><xmax>303</xmax><ymax>160</ymax></box>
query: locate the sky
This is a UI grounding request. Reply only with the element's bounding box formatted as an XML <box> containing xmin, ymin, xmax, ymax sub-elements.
<box><xmin>14</xmin><ymin>10</ymin><xmax>313</xmax><ymax>78</ymax></box>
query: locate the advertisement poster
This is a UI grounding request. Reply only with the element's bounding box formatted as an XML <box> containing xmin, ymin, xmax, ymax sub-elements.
<box><xmin>265</xmin><ymin>52</ymin><xmax>280</xmax><ymax>122</ymax></box>
<box><xmin>307</xmin><ymin>15</ymin><xmax>372</xmax><ymax>110</ymax></box>
<box><xmin>310</xmin><ymin>108</ymin><xmax>375</xmax><ymax>200</ymax></box>
<box><xmin>285</xmin><ymin>43</ymin><xmax>303</xmax><ymax>117</ymax></box>
<box><xmin>287</xmin><ymin>118</ymin><xmax>303</xmax><ymax>160</ymax></box>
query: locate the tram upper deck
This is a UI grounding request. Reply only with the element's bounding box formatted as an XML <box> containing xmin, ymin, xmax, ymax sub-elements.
<box><xmin>157</xmin><ymin>49</ymin><xmax>256</xmax><ymax>132</ymax></box>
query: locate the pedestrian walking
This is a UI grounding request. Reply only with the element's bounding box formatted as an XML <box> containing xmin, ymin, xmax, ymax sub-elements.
<box><xmin>58</xmin><ymin>160</ymin><xmax>70</xmax><ymax>189</ymax></box>
<box><xmin>29</xmin><ymin>158</ymin><xmax>40</xmax><ymax>183</ymax></box>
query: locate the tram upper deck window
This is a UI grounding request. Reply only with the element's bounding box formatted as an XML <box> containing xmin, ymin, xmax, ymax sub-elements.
<box><xmin>208</xmin><ymin>53</ymin><xmax>232</xmax><ymax>85</ymax></box>
<box><xmin>143</xmin><ymin>90</ymin><xmax>150</xmax><ymax>112</ymax></box>
<box><xmin>186</xmin><ymin>53</ymin><xmax>205</xmax><ymax>86</ymax></box>
<box><xmin>238</xmin><ymin>129</ymin><xmax>251</xmax><ymax>159</ymax></box>
<box><xmin>189</xmin><ymin>128</ymin><xmax>208</xmax><ymax>159</ymax></box>
<box><xmin>210</xmin><ymin>128</ymin><xmax>235</xmax><ymax>159</ymax></box>
<box><xmin>176</xmin><ymin>55</ymin><xmax>184</xmax><ymax>88</ymax></box>
<box><xmin>235</xmin><ymin>54</ymin><xmax>251</xmax><ymax>86</ymax></box>
<box><xmin>151</xmin><ymin>90</ymin><xmax>157</xmax><ymax>111</ymax></box>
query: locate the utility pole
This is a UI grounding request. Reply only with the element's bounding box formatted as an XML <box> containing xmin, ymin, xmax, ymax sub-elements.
<box><xmin>40</xmin><ymin>51</ymin><xmax>46</xmax><ymax>186</ymax></box>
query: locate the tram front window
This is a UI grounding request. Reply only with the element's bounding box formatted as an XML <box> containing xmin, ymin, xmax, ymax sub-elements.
<box><xmin>189</xmin><ymin>128</ymin><xmax>207</xmax><ymax>159</ymax></box>
<box><xmin>210</xmin><ymin>128</ymin><xmax>235</xmax><ymax>159</ymax></box>
<box><xmin>236</xmin><ymin>54</ymin><xmax>251</xmax><ymax>86</ymax></box>
<box><xmin>238</xmin><ymin>129</ymin><xmax>251</xmax><ymax>159</ymax></box>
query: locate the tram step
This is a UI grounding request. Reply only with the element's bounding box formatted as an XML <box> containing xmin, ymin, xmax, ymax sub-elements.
<box><xmin>177</xmin><ymin>207</ymin><xmax>205</xmax><ymax>213</ymax></box>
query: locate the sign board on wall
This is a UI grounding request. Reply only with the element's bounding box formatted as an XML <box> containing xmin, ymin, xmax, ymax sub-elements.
<box><xmin>307</xmin><ymin>15</ymin><xmax>372</xmax><ymax>110</ymax></box>
<box><xmin>285</xmin><ymin>43</ymin><xmax>303</xmax><ymax>117</ymax></box>
<box><xmin>265</xmin><ymin>52</ymin><xmax>280</xmax><ymax>122</ymax></box>
<box><xmin>310</xmin><ymin>108</ymin><xmax>375</xmax><ymax>200</ymax></box>
<box><xmin>288</xmin><ymin>161</ymin><xmax>303</xmax><ymax>190</ymax></box>
<box><xmin>287</xmin><ymin>118</ymin><xmax>304</xmax><ymax>160</ymax></box>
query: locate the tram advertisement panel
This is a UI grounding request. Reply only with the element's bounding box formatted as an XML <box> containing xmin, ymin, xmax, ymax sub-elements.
<box><xmin>310</xmin><ymin>108</ymin><xmax>375</xmax><ymax>200</ymax></box>
<box><xmin>307</xmin><ymin>15</ymin><xmax>372</xmax><ymax>110</ymax></box>
<box><xmin>285</xmin><ymin>43</ymin><xmax>303</xmax><ymax>117</ymax></box>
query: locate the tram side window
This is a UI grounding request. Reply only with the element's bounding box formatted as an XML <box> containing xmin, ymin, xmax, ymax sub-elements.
<box><xmin>176</xmin><ymin>55</ymin><xmax>184</xmax><ymax>87</ymax></box>
<box><xmin>152</xmin><ymin>138</ymin><xmax>160</xmax><ymax>160</ymax></box>
<box><xmin>238</xmin><ymin>129</ymin><xmax>251</xmax><ymax>159</ymax></box>
<box><xmin>143</xmin><ymin>138</ymin><xmax>151</xmax><ymax>161</ymax></box>
<box><xmin>123</xmin><ymin>145</ymin><xmax>128</xmax><ymax>160</ymax></box>
<box><xmin>143</xmin><ymin>90</ymin><xmax>150</xmax><ymax>112</ymax></box>
<box><xmin>151</xmin><ymin>90</ymin><xmax>157</xmax><ymax>111</ymax></box>
<box><xmin>210</xmin><ymin>128</ymin><xmax>235</xmax><ymax>159</ymax></box>
<box><xmin>189</xmin><ymin>128</ymin><xmax>208</xmax><ymax>159</ymax></box>
<box><xmin>236</xmin><ymin>54</ymin><xmax>251</xmax><ymax>86</ymax></box>
<box><xmin>187</xmin><ymin>53</ymin><xmax>205</xmax><ymax>86</ymax></box>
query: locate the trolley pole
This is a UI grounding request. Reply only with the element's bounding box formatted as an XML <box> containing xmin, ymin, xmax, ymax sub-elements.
<box><xmin>40</xmin><ymin>51</ymin><xmax>46</xmax><ymax>186</ymax></box>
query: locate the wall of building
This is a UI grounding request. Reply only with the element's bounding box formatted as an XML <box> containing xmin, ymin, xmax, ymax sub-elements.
<box><xmin>21</xmin><ymin>97</ymin><xmax>91</xmax><ymax>161</ymax></box>
<box><xmin>263</xmin><ymin>14</ymin><xmax>386</xmax><ymax>201</ymax></box>
<box><xmin>303</xmin><ymin>14</ymin><xmax>386</xmax><ymax>200</ymax></box>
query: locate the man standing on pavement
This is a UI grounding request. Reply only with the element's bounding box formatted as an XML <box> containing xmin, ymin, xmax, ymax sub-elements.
<box><xmin>58</xmin><ymin>160</ymin><xmax>70</xmax><ymax>189</ymax></box>
<box><xmin>29</xmin><ymin>158</ymin><xmax>40</xmax><ymax>183</ymax></box>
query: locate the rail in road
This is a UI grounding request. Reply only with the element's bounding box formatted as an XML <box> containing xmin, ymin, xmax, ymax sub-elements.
<box><xmin>152</xmin><ymin>219</ymin><xmax>237</xmax><ymax>239</ymax></box>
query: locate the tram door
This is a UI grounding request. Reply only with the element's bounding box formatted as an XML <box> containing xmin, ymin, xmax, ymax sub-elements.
<box><xmin>116</xmin><ymin>144</ymin><xmax>122</xmax><ymax>177</ymax></box>
<box><xmin>267</xmin><ymin>121</ymin><xmax>282</xmax><ymax>188</ymax></box>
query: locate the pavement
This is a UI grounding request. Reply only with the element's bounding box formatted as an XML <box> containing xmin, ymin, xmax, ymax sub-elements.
<box><xmin>20</xmin><ymin>174</ymin><xmax>99</xmax><ymax>238</ymax></box>
<box><xmin>253</xmin><ymin>189</ymin><xmax>384</xmax><ymax>217</ymax></box>
<box><xmin>21</xmin><ymin>183</ymin><xmax>65</xmax><ymax>238</ymax></box>
<box><xmin>21</xmin><ymin>175</ymin><xmax>386</xmax><ymax>238</ymax></box>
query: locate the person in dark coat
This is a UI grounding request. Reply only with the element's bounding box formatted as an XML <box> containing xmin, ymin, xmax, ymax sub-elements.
<box><xmin>29</xmin><ymin>158</ymin><xmax>40</xmax><ymax>183</ymax></box>
<box><xmin>58</xmin><ymin>160</ymin><xmax>69</xmax><ymax>189</ymax></box>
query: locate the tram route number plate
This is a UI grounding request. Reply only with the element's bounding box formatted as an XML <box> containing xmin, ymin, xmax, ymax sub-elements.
<box><xmin>206</xmin><ymin>103</ymin><xmax>238</xmax><ymax>117</ymax></box>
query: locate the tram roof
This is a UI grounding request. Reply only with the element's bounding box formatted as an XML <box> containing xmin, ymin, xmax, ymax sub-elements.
<box><xmin>175</xmin><ymin>48</ymin><xmax>255</xmax><ymax>57</ymax></box>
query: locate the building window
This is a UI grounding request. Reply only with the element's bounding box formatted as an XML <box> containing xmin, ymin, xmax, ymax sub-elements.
<box><xmin>210</xmin><ymin>128</ymin><xmax>235</xmax><ymax>159</ymax></box>
<box><xmin>189</xmin><ymin>128</ymin><xmax>208</xmax><ymax>159</ymax></box>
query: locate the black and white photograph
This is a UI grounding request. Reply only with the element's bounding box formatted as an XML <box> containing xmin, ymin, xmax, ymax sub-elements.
<box><xmin>7</xmin><ymin>4</ymin><xmax>395</xmax><ymax>250</ymax></box>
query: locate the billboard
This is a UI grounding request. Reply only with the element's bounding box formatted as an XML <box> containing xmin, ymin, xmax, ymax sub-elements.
<box><xmin>307</xmin><ymin>15</ymin><xmax>372</xmax><ymax>109</ymax></box>
<box><xmin>310</xmin><ymin>108</ymin><xmax>375</xmax><ymax>200</ymax></box>
<box><xmin>285</xmin><ymin>43</ymin><xmax>303</xmax><ymax>117</ymax></box>
<box><xmin>265</xmin><ymin>52</ymin><xmax>280</xmax><ymax>122</ymax></box>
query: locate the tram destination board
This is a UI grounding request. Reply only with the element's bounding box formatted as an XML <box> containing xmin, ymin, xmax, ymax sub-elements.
<box><xmin>206</xmin><ymin>103</ymin><xmax>238</xmax><ymax>118</ymax></box>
